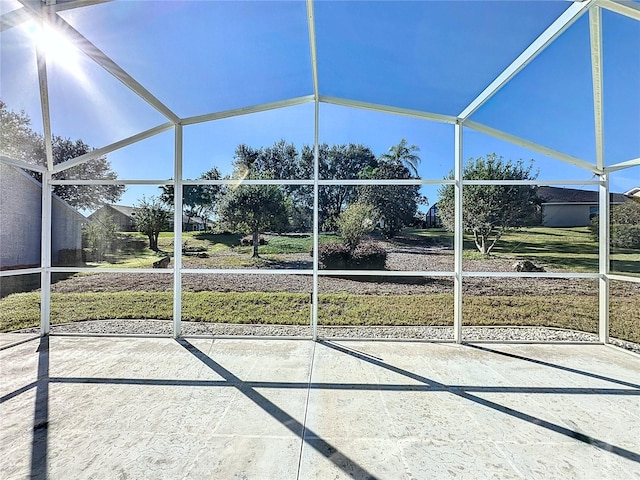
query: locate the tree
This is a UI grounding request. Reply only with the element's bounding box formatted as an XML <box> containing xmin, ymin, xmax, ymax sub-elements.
<box><xmin>357</xmin><ymin>162</ymin><xmax>425</xmax><ymax>238</ymax></box>
<box><xmin>337</xmin><ymin>203</ymin><xmax>378</xmax><ymax>249</ymax></box>
<box><xmin>83</xmin><ymin>210</ymin><xmax>118</xmax><ymax>261</ymax></box>
<box><xmin>301</xmin><ymin>143</ymin><xmax>377</xmax><ymax>230</ymax></box>
<box><xmin>134</xmin><ymin>196</ymin><xmax>170</xmax><ymax>251</ymax></box>
<box><xmin>233</xmin><ymin>140</ymin><xmax>301</xmax><ymax>180</ymax></box>
<box><xmin>0</xmin><ymin>100</ymin><xmax>43</xmax><ymax>164</ymax></box>
<box><xmin>160</xmin><ymin>167</ymin><xmax>222</xmax><ymax>230</ymax></box>
<box><xmin>437</xmin><ymin>154</ymin><xmax>540</xmax><ymax>255</ymax></box>
<box><xmin>218</xmin><ymin>183</ymin><xmax>288</xmax><ymax>257</ymax></box>
<box><xmin>590</xmin><ymin>199</ymin><xmax>640</xmax><ymax>249</ymax></box>
<box><xmin>380</xmin><ymin>138</ymin><xmax>421</xmax><ymax>177</ymax></box>
<box><xmin>233</xmin><ymin>141</ymin><xmax>310</xmax><ymax>232</ymax></box>
<box><xmin>49</xmin><ymin>136</ymin><xmax>125</xmax><ymax>210</ymax></box>
<box><xmin>0</xmin><ymin>101</ymin><xmax>124</xmax><ymax>210</ymax></box>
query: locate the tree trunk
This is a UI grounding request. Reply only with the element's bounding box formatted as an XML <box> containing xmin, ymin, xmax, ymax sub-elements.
<box><xmin>252</xmin><ymin>229</ymin><xmax>260</xmax><ymax>258</ymax></box>
<box><xmin>148</xmin><ymin>234</ymin><xmax>157</xmax><ymax>251</ymax></box>
<box><xmin>473</xmin><ymin>230</ymin><xmax>487</xmax><ymax>254</ymax></box>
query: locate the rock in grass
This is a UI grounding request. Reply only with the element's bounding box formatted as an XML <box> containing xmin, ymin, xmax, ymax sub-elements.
<box><xmin>153</xmin><ymin>256</ymin><xmax>171</xmax><ymax>268</ymax></box>
<box><xmin>513</xmin><ymin>260</ymin><xmax>545</xmax><ymax>272</ymax></box>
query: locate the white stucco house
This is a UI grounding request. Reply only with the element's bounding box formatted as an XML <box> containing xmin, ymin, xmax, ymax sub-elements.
<box><xmin>538</xmin><ymin>186</ymin><xmax>631</xmax><ymax>228</ymax></box>
<box><xmin>0</xmin><ymin>163</ymin><xmax>87</xmax><ymax>269</ymax></box>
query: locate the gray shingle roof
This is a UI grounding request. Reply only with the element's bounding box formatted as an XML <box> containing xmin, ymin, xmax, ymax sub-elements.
<box><xmin>538</xmin><ymin>186</ymin><xmax>628</xmax><ymax>204</ymax></box>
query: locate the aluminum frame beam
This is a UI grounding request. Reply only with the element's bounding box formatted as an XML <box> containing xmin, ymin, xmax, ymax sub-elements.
<box><xmin>0</xmin><ymin>156</ymin><xmax>47</xmax><ymax>173</ymax></box>
<box><xmin>453</xmin><ymin>123</ymin><xmax>463</xmax><ymax>344</ymax></box>
<box><xmin>18</xmin><ymin>1</ymin><xmax>180</xmax><ymax>124</ymax></box>
<box><xmin>598</xmin><ymin>173</ymin><xmax>610</xmax><ymax>343</ymax></box>
<box><xmin>459</xmin><ymin>0</ymin><xmax>595</xmax><ymax>120</ymax></box>
<box><xmin>590</xmin><ymin>7</ymin><xmax>605</xmax><ymax>170</ymax></box>
<box><xmin>598</xmin><ymin>0</ymin><xmax>640</xmax><ymax>20</ymax></box>
<box><xmin>173</xmin><ymin>125</ymin><xmax>183</xmax><ymax>338</ymax></box>
<box><xmin>319</xmin><ymin>96</ymin><xmax>457</xmax><ymax>124</ymax></box>
<box><xmin>0</xmin><ymin>7</ymin><xmax>31</xmax><ymax>32</ymax></box>
<box><xmin>40</xmin><ymin>171</ymin><xmax>52</xmax><ymax>336</ymax></box>
<box><xmin>306</xmin><ymin>0</ymin><xmax>320</xmax><ymax>101</ymax></box>
<box><xmin>307</xmin><ymin>0</ymin><xmax>321</xmax><ymax>341</ymax></box>
<box><xmin>52</xmin><ymin>123</ymin><xmax>174</xmax><ymax>173</ymax></box>
<box><xmin>35</xmin><ymin>19</ymin><xmax>54</xmax><ymax>172</ymax></box>
<box><xmin>464</xmin><ymin>120</ymin><xmax>599</xmax><ymax>173</ymax></box>
<box><xmin>605</xmin><ymin>157</ymin><xmax>640</xmax><ymax>173</ymax></box>
<box><xmin>181</xmin><ymin>96</ymin><xmax>315</xmax><ymax>126</ymax></box>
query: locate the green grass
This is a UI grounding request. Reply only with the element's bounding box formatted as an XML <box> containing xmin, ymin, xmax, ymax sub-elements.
<box><xmin>1</xmin><ymin>290</ymin><xmax>638</xmax><ymax>344</ymax></box>
<box><xmin>84</xmin><ymin>232</ymin><xmax>344</xmax><ymax>268</ymax></box>
<box><xmin>404</xmin><ymin>227</ymin><xmax>640</xmax><ymax>274</ymax></box>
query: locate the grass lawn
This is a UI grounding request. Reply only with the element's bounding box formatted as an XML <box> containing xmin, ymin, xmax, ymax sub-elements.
<box><xmin>83</xmin><ymin>231</ymin><xmax>344</xmax><ymax>268</ymax></box>
<box><xmin>2</xmin><ymin>226</ymin><xmax>638</xmax><ymax>344</ymax></box>
<box><xmin>406</xmin><ymin>226</ymin><xmax>640</xmax><ymax>274</ymax></box>
<box><xmin>1</xmin><ymin>290</ymin><xmax>637</xmax><ymax>344</ymax></box>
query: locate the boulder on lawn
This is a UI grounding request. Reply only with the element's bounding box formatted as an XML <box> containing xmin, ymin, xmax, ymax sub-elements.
<box><xmin>153</xmin><ymin>256</ymin><xmax>171</xmax><ymax>268</ymax></box>
<box><xmin>513</xmin><ymin>260</ymin><xmax>545</xmax><ymax>272</ymax></box>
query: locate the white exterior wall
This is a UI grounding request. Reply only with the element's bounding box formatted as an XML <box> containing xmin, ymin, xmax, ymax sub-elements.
<box><xmin>542</xmin><ymin>204</ymin><xmax>593</xmax><ymax>227</ymax></box>
<box><xmin>51</xmin><ymin>198</ymin><xmax>84</xmax><ymax>261</ymax></box>
<box><xmin>0</xmin><ymin>163</ymin><xmax>42</xmax><ymax>268</ymax></box>
<box><xmin>0</xmin><ymin>164</ymin><xmax>85</xmax><ymax>268</ymax></box>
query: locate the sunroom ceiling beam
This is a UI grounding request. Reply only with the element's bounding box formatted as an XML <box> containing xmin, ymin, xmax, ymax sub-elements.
<box><xmin>0</xmin><ymin>7</ymin><xmax>30</xmax><ymax>32</ymax></box>
<box><xmin>604</xmin><ymin>157</ymin><xmax>640</xmax><ymax>173</ymax></box>
<box><xmin>0</xmin><ymin>155</ymin><xmax>47</xmax><ymax>173</ymax></box>
<box><xmin>1</xmin><ymin>1</ymin><xmax>111</xmax><ymax>31</ymax></box>
<box><xmin>35</xmin><ymin>23</ymin><xmax>54</xmax><ymax>172</ymax></box>
<box><xmin>319</xmin><ymin>96</ymin><xmax>457</xmax><ymax>124</ymax></box>
<box><xmin>306</xmin><ymin>0</ymin><xmax>320</xmax><ymax>100</ymax></box>
<box><xmin>181</xmin><ymin>96</ymin><xmax>315</xmax><ymax>126</ymax></box>
<box><xmin>590</xmin><ymin>7</ymin><xmax>605</xmax><ymax>170</ymax></box>
<box><xmin>52</xmin><ymin>122</ymin><xmax>174</xmax><ymax>174</ymax></box>
<box><xmin>464</xmin><ymin>120</ymin><xmax>599</xmax><ymax>173</ymax></box>
<box><xmin>458</xmin><ymin>0</ymin><xmax>594</xmax><ymax>121</ymax></box>
<box><xmin>18</xmin><ymin>1</ymin><xmax>180</xmax><ymax>124</ymax></box>
<box><xmin>598</xmin><ymin>0</ymin><xmax>640</xmax><ymax>20</ymax></box>
<box><xmin>48</xmin><ymin>0</ymin><xmax>114</xmax><ymax>13</ymax></box>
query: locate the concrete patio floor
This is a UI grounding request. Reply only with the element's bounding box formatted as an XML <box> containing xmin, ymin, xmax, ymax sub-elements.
<box><xmin>1</xmin><ymin>336</ymin><xmax>638</xmax><ymax>479</ymax></box>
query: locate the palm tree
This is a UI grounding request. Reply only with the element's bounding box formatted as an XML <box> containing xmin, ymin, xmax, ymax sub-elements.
<box><xmin>380</xmin><ymin>138</ymin><xmax>421</xmax><ymax>177</ymax></box>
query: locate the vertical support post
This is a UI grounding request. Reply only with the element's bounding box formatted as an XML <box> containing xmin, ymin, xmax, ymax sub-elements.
<box><xmin>35</xmin><ymin>12</ymin><xmax>54</xmax><ymax>337</ymax></box>
<box><xmin>598</xmin><ymin>173</ymin><xmax>610</xmax><ymax>344</ymax></box>
<box><xmin>173</xmin><ymin>124</ymin><xmax>183</xmax><ymax>338</ymax></box>
<box><xmin>453</xmin><ymin>123</ymin><xmax>463</xmax><ymax>343</ymax></box>
<box><xmin>589</xmin><ymin>6</ymin><xmax>605</xmax><ymax>171</ymax></box>
<box><xmin>312</xmin><ymin>102</ymin><xmax>320</xmax><ymax>341</ymax></box>
<box><xmin>40</xmin><ymin>171</ymin><xmax>52</xmax><ymax>336</ymax></box>
<box><xmin>307</xmin><ymin>0</ymin><xmax>320</xmax><ymax>341</ymax></box>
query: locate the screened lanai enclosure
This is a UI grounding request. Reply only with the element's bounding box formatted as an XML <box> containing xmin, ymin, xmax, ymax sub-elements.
<box><xmin>0</xmin><ymin>0</ymin><xmax>639</xmax><ymax>478</ymax></box>
<box><xmin>1</xmin><ymin>0</ymin><xmax>638</xmax><ymax>344</ymax></box>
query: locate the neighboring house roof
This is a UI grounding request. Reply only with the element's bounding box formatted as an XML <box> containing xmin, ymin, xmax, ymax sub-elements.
<box><xmin>93</xmin><ymin>204</ymin><xmax>206</xmax><ymax>225</ymax></box>
<box><xmin>182</xmin><ymin>214</ymin><xmax>206</xmax><ymax>224</ymax></box>
<box><xmin>625</xmin><ymin>187</ymin><xmax>640</xmax><ymax>198</ymax></box>
<box><xmin>10</xmin><ymin>165</ymin><xmax>87</xmax><ymax>223</ymax></box>
<box><xmin>537</xmin><ymin>186</ymin><xmax>628</xmax><ymax>205</ymax></box>
<box><xmin>106</xmin><ymin>204</ymin><xmax>136</xmax><ymax>218</ymax></box>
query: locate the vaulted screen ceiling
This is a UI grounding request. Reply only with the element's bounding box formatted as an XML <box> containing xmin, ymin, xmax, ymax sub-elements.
<box><xmin>1</xmin><ymin>0</ymin><xmax>638</xmax><ymax>170</ymax></box>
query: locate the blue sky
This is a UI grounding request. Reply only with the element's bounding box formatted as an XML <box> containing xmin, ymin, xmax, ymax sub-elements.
<box><xmin>1</xmin><ymin>0</ymin><xmax>638</xmax><ymax>212</ymax></box>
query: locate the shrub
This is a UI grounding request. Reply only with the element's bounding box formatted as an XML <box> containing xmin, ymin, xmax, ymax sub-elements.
<box><xmin>317</xmin><ymin>243</ymin><xmax>351</xmax><ymax>269</ymax></box>
<box><xmin>610</xmin><ymin>225</ymin><xmax>640</xmax><ymax>249</ymax></box>
<box><xmin>316</xmin><ymin>242</ymin><xmax>386</xmax><ymax>270</ymax></box>
<box><xmin>337</xmin><ymin>203</ymin><xmax>377</xmax><ymax>249</ymax></box>
<box><xmin>82</xmin><ymin>213</ymin><xmax>118</xmax><ymax>261</ymax></box>
<box><xmin>351</xmin><ymin>242</ymin><xmax>387</xmax><ymax>270</ymax></box>
<box><xmin>589</xmin><ymin>200</ymin><xmax>640</xmax><ymax>249</ymax></box>
<box><xmin>240</xmin><ymin>235</ymin><xmax>267</xmax><ymax>246</ymax></box>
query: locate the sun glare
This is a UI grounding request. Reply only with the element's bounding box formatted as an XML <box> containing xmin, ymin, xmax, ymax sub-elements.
<box><xmin>23</xmin><ymin>21</ymin><xmax>85</xmax><ymax>81</ymax></box>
